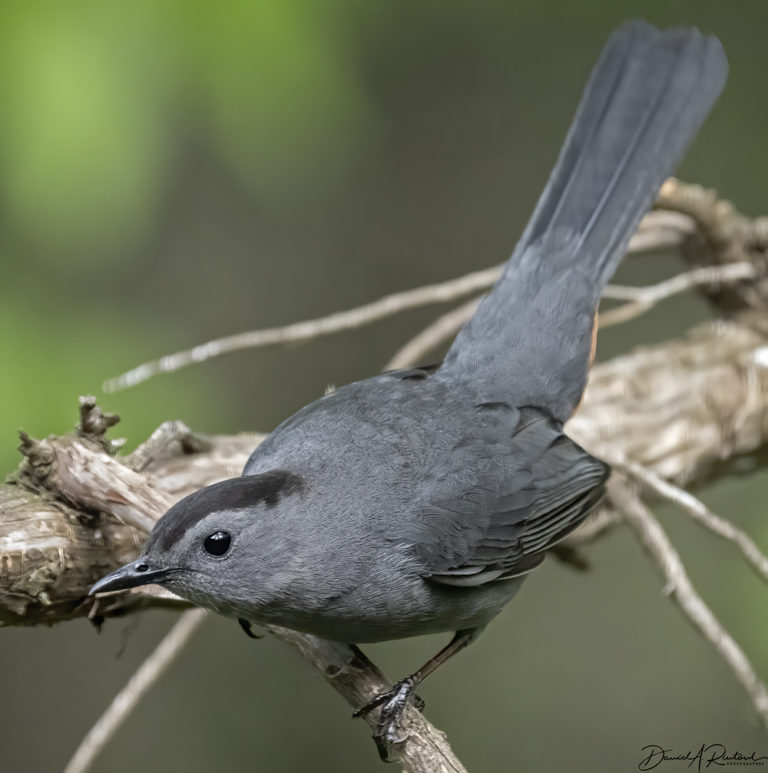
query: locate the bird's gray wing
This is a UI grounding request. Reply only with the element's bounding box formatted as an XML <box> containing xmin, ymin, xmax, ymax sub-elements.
<box><xmin>415</xmin><ymin>409</ymin><xmax>608</xmax><ymax>587</ymax></box>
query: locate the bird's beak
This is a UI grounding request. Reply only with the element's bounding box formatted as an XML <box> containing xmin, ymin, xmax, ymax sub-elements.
<box><xmin>89</xmin><ymin>556</ymin><xmax>171</xmax><ymax>595</ymax></box>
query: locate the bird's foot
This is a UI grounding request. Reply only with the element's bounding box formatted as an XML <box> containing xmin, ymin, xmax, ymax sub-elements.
<box><xmin>353</xmin><ymin>678</ymin><xmax>425</xmax><ymax>762</ymax></box>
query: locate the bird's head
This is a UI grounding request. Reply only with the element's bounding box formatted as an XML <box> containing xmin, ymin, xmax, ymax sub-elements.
<box><xmin>89</xmin><ymin>470</ymin><xmax>306</xmax><ymax>616</ymax></box>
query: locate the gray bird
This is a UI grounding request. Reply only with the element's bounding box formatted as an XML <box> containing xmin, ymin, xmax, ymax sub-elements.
<box><xmin>91</xmin><ymin>20</ymin><xmax>728</xmax><ymax>757</ymax></box>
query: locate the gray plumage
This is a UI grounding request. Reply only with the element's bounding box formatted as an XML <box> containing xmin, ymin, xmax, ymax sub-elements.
<box><xmin>90</xmin><ymin>20</ymin><xmax>728</xmax><ymax>747</ymax></box>
<box><xmin>442</xmin><ymin>22</ymin><xmax>727</xmax><ymax>419</ymax></box>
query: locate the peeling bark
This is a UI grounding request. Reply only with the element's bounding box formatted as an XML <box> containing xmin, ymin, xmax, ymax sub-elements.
<box><xmin>3</xmin><ymin>312</ymin><xmax>767</xmax><ymax>626</ymax></box>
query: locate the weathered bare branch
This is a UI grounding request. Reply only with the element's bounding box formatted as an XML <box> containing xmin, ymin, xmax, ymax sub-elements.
<box><xmin>0</xmin><ymin>429</ymin><xmax>263</xmax><ymax>625</ymax></box>
<box><xmin>63</xmin><ymin>609</ymin><xmax>208</xmax><ymax>773</ymax></box>
<box><xmin>271</xmin><ymin>628</ymin><xmax>468</xmax><ymax>773</ymax></box>
<box><xmin>7</xmin><ymin>410</ymin><xmax>468</xmax><ymax>771</ymax></box>
<box><xmin>565</xmin><ymin>319</ymin><xmax>768</xmax><ymax>487</ymax></box>
<box><xmin>102</xmin><ymin>265</ymin><xmax>505</xmax><ymax>392</ymax></box>
<box><xmin>610</xmin><ymin>482</ymin><xmax>768</xmax><ymax>730</ymax></box>
<box><xmin>386</xmin><ymin>297</ymin><xmax>481</xmax><ymax>370</ymax></box>
<box><xmin>610</xmin><ymin>453</ymin><xmax>768</xmax><ymax>584</ymax></box>
<box><xmin>5</xmin><ymin>312</ymin><xmax>768</xmax><ymax>626</ymax></box>
<box><xmin>599</xmin><ymin>262</ymin><xmax>756</xmax><ymax>328</ymax></box>
<box><xmin>386</xmin><ymin>262</ymin><xmax>758</xmax><ymax>370</ymax></box>
<box><xmin>104</xmin><ymin>182</ymin><xmax>748</xmax><ymax>392</ymax></box>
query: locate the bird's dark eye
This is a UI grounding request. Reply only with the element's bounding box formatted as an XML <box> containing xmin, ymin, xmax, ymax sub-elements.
<box><xmin>203</xmin><ymin>531</ymin><xmax>231</xmax><ymax>557</ymax></box>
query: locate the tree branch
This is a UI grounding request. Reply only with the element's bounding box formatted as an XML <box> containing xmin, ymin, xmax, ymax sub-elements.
<box><xmin>598</xmin><ymin>262</ymin><xmax>756</xmax><ymax>328</ymax></box>
<box><xmin>102</xmin><ymin>265</ymin><xmax>504</xmax><ymax>392</ymax></box>
<box><xmin>385</xmin><ymin>261</ymin><xmax>758</xmax><ymax>371</ymax></box>
<box><xmin>272</xmin><ymin>628</ymin><xmax>468</xmax><ymax>772</ymax></box>
<box><xmin>610</xmin><ymin>482</ymin><xmax>768</xmax><ymax>730</ymax></box>
<box><xmin>103</xmin><ymin>180</ymin><xmax>754</xmax><ymax>392</ymax></box>
<box><xmin>609</xmin><ymin>453</ymin><xmax>768</xmax><ymax>584</ymax></box>
<box><xmin>386</xmin><ymin>297</ymin><xmax>481</xmax><ymax>370</ymax></box>
<box><xmin>7</xmin><ymin>408</ymin><xmax>469</xmax><ymax>771</ymax></box>
<box><xmin>63</xmin><ymin>609</ymin><xmax>208</xmax><ymax>773</ymax></box>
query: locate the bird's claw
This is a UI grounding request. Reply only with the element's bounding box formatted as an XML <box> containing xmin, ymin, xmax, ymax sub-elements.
<box><xmin>353</xmin><ymin>678</ymin><xmax>425</xmax><ymax>762</ymax></box>
<box><xmin>237</xmin><ymin>618</ymin><xmax>263</xmax><ymax>639</ymax></box>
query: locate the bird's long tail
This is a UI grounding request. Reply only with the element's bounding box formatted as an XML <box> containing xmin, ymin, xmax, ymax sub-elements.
<box><xmin>438</xmin><ymin>21</ymin><xmax>728</xmax><ymax>422</ymax></box>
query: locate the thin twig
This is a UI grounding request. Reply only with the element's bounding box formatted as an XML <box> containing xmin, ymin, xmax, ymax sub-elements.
<box><xmin>599</xmin><ymin>262</ymin><xmax>756</xmax><ymax>328</ymax></box>
<box><xmin>103</xmin><ymin>266</ymin><xmax>504</xmax><ymax>392</ymax></box>
<box><xmin>102</xmin><ymin>206</ymin><xmax>701</xmax><ymax>392</ymax></box>
<box><xmin>610</xmin><ymin>482</ymin><xmax>768</xmax><ymax>730</ymax></box>
<box><xmin>609</xmin><ymin>454</ymin><xmax>768</xmax><ymax>584</ymax></box>
<box><xmin>602</xmin><ymin>263</ymin><xmax>756</xmax><ymax>301</ymax></box>
<box><xmin>270</xmin><ymin>627</ymin><xmax>468</xmax><ymax>772</ymax></box>
<box><xmin>386</xmin><ymin>297</ymin><xmax>481</xmax><ymax>370</ymax></box>
<box><xmin>387</xmin><ymin>262</ymin><xmax>756</xmax><ymax>371</ymax></box>
<box><xmin>63</xmin><ymin>609</ymin><xmax>207</xmax><ymax>773</ymax></box>
<box><xmin>630</xmin><ymin>208</ymin><xmax>696</xmax><ymax>252</ymax></box>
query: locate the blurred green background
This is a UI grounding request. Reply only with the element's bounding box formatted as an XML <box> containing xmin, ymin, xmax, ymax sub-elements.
<box><xmin>2</xmin><ymin>1</ymin><xmax>767</xmax><ymax>771</ymax></box>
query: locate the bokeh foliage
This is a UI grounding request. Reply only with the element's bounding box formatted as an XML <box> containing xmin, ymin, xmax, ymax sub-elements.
<box><xmin>0</xmin><ymin>0</ymin><xmax>375</xmax><ymax>472</ymax></box>
<box><xmin>0</xmin><ymin>0</ymin><xmax>367</xmax><ymax>256</ymax></box>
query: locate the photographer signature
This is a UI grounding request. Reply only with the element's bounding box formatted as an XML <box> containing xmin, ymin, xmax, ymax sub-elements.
<box><xmin>639</xmin><ymin>744</ymin><xmax>768</xmax><ymax>771</ymax></box>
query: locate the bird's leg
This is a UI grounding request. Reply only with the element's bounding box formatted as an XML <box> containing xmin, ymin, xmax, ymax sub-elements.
<box><xmin>354</xmin><ymin>628</ymin><xmax>478</xmax><ymax>761</ymax></box>
<box><xmin>237</xmin><ymin>618</ymin><xmax>263</xmax><ymax>639</ymax></box>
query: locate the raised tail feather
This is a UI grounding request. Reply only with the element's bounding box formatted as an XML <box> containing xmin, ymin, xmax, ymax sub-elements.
<box><xmin>439</xmin><ymin>21</ymin><xmax>728</xmax><ymax>421</ymax></box>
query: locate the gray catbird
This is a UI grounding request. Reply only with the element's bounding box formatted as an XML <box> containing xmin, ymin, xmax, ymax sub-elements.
<box><xmin>91</xmin><ymin>21</ymin><xmax>728</xmax><ymax>756</ymax></box>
